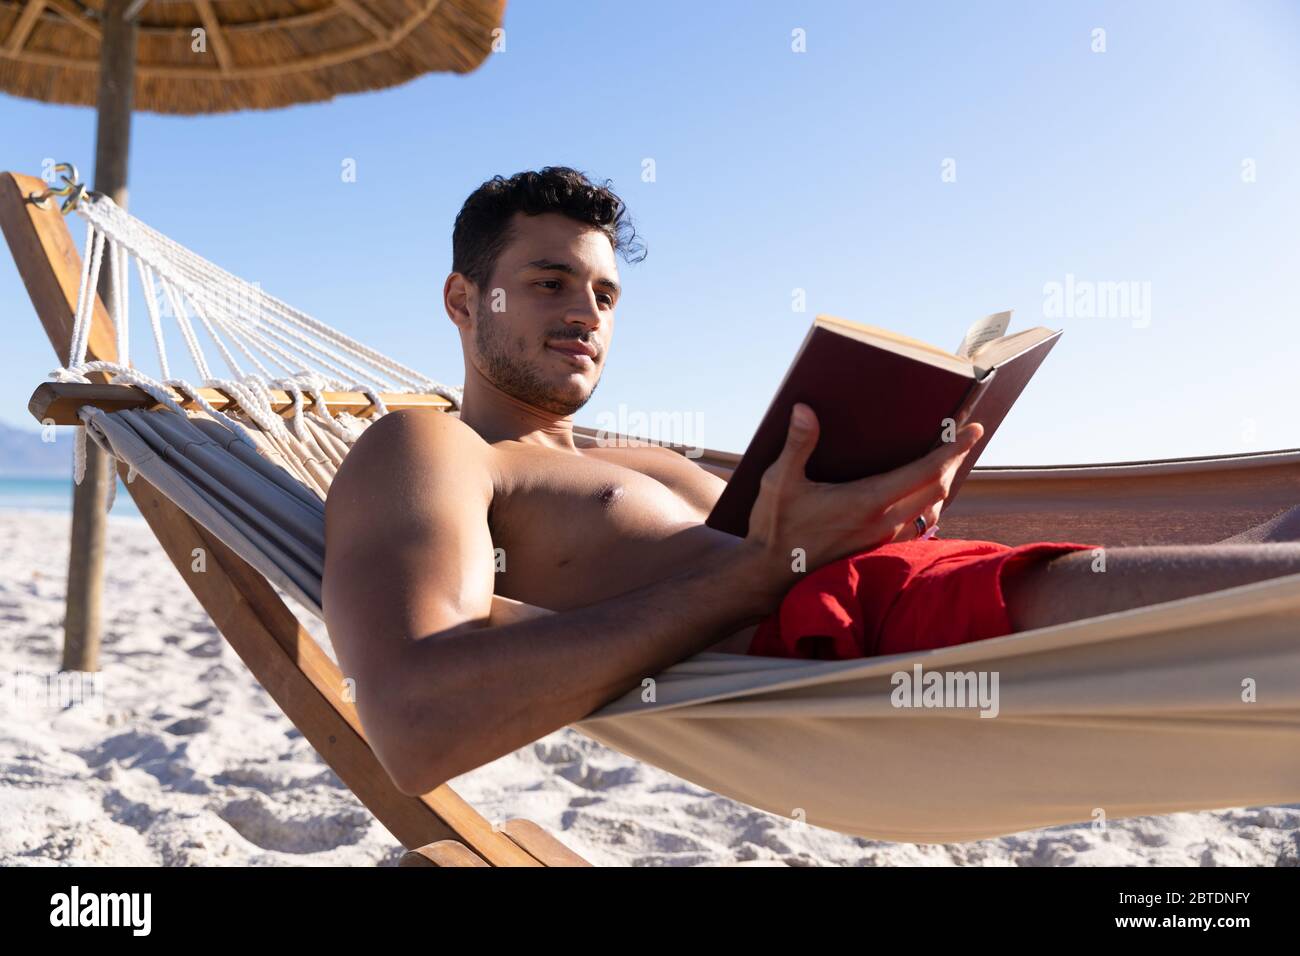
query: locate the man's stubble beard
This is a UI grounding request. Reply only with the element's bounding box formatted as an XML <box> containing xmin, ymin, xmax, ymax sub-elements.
<box><xmin>473</xmin><ymin>306</ymin><xmax>599</xmax><ymax>416</ymax></box>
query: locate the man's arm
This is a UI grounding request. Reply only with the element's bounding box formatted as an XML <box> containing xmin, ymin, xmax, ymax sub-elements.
<box><xmin>324</xmin><ymin>403</ymin><xmax>980</xmax><ymax>797</ymax></box>
<box><xmin>322</xmin><ymin>409</ymin><xmax>779</xmax><ymax>797</ymax></box>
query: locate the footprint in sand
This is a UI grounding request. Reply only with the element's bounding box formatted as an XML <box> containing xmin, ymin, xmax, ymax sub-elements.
<box><xmin>161</xmin><ymin>716</ymin><xmax>211</xmax><ymax>736</ymax></box>
<box><xmin>79</xmin><ymin>729</ymin><xmax>211</xmax><ymax>795</ymax></box>
<box><xmin>216</xmin><ymin>794</ymin><xmax>371</xmax><ymax>853</ymax></box>
<box><xmin>555</xmin><ymin>762</ymin><xmax>640</xmax><ymax>791</ymax></box>
<box><xmin>186</xmin><ymin>634</ymin><xmax>224</xmax><ymax>658</ymax></box>
<box><xmin>532</xmin><ymin>740</ymin><xmax>582</xmax><ymax>765</ymax></box>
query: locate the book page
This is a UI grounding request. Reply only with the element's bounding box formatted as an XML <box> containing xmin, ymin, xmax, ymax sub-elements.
<box><xmin>971</xmin><ymin>326</ymin><xmax>1057</xmax><ymax>373</ymax></box>
<box><xmin>815</xmin><ymin>316</ymin><xmax>959</xmax><ymax>361</ymax></box>
<box><xmin>814</xmin><ymin>315</ymin><xmax>975</xmax><ymax>376</ymax></box>
<box><xmin>955</xmin><ymin>311</ymin><xmax>1012</xmax><ymax>359</ymax></box>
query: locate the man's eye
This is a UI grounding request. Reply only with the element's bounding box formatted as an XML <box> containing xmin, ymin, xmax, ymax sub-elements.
<box><xmin>536</xmin><ymin>280</ymin><xmax>561</xmax><ymax>290</ymax></box>
<box><xmin>598</xmin><ymin>294</ymin><xmax>614</xmax><ymax>306</ymax></box>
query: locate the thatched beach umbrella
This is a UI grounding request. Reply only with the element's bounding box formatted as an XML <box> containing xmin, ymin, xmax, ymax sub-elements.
<box><xmin>0</xmin><ymin>0</ymin><xmax>505</xmax><ymax>670</ymax></box>
<box><xmin>0</xmin><ymin>0</ymin><xmax>504</xmax><ymax>114</ymax></box>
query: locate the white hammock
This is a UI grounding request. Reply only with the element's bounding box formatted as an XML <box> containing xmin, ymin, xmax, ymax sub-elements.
<box><xmin>53</xmin><ymin>190</ymin><xmax>1300</xmax><ymax>845</ymax></box>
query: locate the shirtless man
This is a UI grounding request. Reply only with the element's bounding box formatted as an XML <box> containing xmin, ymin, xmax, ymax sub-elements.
<box><xmin>322</xmin><ymin>167</ymin><xmax>1300</xmax><ymax>798</ymax></box>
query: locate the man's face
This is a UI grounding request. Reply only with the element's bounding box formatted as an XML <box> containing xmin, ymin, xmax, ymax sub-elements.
<box><xmin>466</xmin><ymin>212</ymin><xmax>620</xmax><ymax>416</ymax></box>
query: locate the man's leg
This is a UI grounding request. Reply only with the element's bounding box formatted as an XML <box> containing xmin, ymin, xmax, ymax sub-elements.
<box><xmin>716</xmin><ymin>506</ymin><xmax>1300</xmax><ymax>654</ymax></box>
<box><xmin>1003</xmin><ymin>543</ymin><xmax>1300</xmax><ymax>632</ymax></box>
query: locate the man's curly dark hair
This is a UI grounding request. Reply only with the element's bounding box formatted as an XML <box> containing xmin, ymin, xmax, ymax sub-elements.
<box><xmin>452</xmin><ymin>167</ymin><xmax>646</xmax><ymax>293</ymax></box>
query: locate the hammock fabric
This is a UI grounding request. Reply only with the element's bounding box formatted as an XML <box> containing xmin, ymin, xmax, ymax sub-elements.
<box><xmin>80</xmin><ymin>402</ymin><xmax>1300</xmax><ymax>844</ymax></box>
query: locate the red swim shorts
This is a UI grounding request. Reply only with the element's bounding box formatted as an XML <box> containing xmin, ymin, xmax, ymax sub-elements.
<box><xmin>746</xmin><ymin>538</ymin><xmax>1100</xmax><ymax>660</ymax></box>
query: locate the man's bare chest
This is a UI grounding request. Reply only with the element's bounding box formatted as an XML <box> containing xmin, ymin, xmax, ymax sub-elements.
<box><xmin>484</xmin><ymin>444</ymin><xmax>734</xmax><ymax>610</ymax></box>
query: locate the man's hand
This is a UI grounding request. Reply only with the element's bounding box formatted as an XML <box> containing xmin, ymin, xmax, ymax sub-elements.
<box><xmin>742</xmin><ymin>402</ymin><xmax>983</xmax><ymax>600</ymax></box>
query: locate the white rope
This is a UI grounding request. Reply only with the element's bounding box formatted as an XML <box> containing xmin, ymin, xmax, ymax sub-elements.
<box><xmin>279</xmin><ymin>381</ymin><xmax>309</xmax><ymax>440</ymax></box>
<box><xmin>53</xmin><ymin>362</ymin><xmax>262</xmax><ymax>490</ymax></box>
<box><xmin>49</xmin><ymin>189</ymin><xmax>462</xmax><ymax>485</ymax></box>
<box><xmin>72</xmin><ymin>406</ymin><xmax>136</xmax><ymax>514</ymax></box>
<box><xmin>304</xmin><ymin>383</ymin><xmax>357</xmax><ymax>443</ymax></box>
<box><xmin>104</xmin><ymin>455</ymin><xmax>117</xmax><ymax>512</ymax></box>
<box><xmin>71</xmin><ymin>413</ymin><xmax>87</xmax><ymax>484</ymax></box>
<box><xmin>205</xmin><ymin>377</ymin><xmax>293</xmax><ymax>441</ymax></box>
<box><xmin>243</xmin><ymin>315</ymin><xmax>395</xmax><ymax>391</ymax></box>
<box><xmin>76</xmin><ymin>194</ymin><xmax>447</xmax><ymax>394</ymax></box>
<box><xmin>158</xmin><ymin>276</ymin><xmax>213</xmax><ymax>380</ymax></box>
<box><xmin>221</xmin><ymin>322</ymin><xmax>284</xmax><ymax>382</ymax></box>
<box><xmin>69</xmin><ymin>224</ymin><xmax>105</xmax><ymax>367</ymax></box>
<box><xmin>54</xmin><ymin>362</ymin><xmax>203</xmax><ymax>421</ymax></box>
<box><xmin>136</xmin><ymin>260</ymin><xmax>172</xmax><ymax>380</ymax></box>
<box><xmin>163</xmin><ymin>378</ymin><xmax>265</xmax><ymax>445</ymax></box>
<box><xmin>355</xmin><ymin>387</ymin><xmax>388</xmax><ymax>417</ymax></box>
<box><xmin>110</xmin><ymin>239</ymin><xmax>129</xmax><ymax>366</ymax></box>
<box><xmin>188</xmin><ymin>294</ymin><xmax>247</xmax><ymax>381</ymax></box>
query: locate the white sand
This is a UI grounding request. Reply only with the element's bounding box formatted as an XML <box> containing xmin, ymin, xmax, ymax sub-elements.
<box><xmin>1</xmin><ymin>509</ymin><xmax>1295</xmax><ymax>867</ymax></box>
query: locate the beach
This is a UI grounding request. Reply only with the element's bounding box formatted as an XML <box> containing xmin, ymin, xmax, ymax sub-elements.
<box><xmin>1</xmin><ymin>507</ymin><xmax>1296</xmax><ymax>867</ymax></box>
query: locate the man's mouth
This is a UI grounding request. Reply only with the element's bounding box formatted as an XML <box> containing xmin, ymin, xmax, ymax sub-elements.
<box><xmin>546</xmin><ymin>339</ymin><xmax>597</xmax><ymax>366</ymax></box>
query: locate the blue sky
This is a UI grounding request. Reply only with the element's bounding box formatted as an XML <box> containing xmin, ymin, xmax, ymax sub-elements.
<box><xmin>2</xmin><ymin>0</ymin><xmax>1298</xmax><ymax>465</ymax></box>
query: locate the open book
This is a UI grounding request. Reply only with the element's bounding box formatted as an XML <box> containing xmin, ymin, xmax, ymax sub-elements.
<box><xmin>705</xmin><ymin>311</ymin><xmax>1062</xmax><ymax>537</ymax></box>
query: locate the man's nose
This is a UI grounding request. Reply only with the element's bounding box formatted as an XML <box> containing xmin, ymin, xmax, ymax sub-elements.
<box><xmin>564</xmin><ymin>289</ymin><xmax>604</xmax><ymax>330</ymax></box>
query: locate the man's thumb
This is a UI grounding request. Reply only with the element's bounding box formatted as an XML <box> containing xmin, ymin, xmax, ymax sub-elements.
<box><xmin>776</xmin><ymin>402</ymin><xmax>818</xmax><ymax>474</ymax></box>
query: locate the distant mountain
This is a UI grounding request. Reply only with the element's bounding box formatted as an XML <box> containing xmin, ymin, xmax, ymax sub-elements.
<box><xmin>0</xmin><ymin>420</ymin><xmax>73</xmax><ymax>478</ymax></box>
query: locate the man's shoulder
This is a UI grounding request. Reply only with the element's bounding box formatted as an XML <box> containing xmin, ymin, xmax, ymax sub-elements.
<box><xmin>329</xmin><ymin>410</ymin><xmax>492</xmax><ymax>516</ymax></box>
<box><xmin>351</xmin><ymin>408</ymin><xmax>487</xmax><ymax>465</ymax></box>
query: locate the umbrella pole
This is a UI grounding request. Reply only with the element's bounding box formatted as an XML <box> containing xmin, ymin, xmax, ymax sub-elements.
<box><xmin>62</xmin><ymin>0</ymin><xmax>137</xmax><ymax>673</ymax></box>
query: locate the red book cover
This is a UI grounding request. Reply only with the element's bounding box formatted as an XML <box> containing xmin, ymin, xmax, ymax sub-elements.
<box><xmin>706</xmin><ymin>317</ymin><xmax>1062</xmax><ymax>538</ymax></box>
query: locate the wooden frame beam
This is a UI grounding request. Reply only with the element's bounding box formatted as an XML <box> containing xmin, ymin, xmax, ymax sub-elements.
<box><xmin>44</xmin><ymin>0</ymin><xmax>100</xmax><ymax>40</ymax></box>
<box><xmin>28</xmin><ymin>380</ymin><xmax>451</xmax><ymax>425</ymax></box>
<box><xmin>192</xmin><ymin>0</ymin><xmax>232</xmax><ymax>72</ymax></box>
<box><xmin>3</xmin><ymin>0</ymin><xmax>45</xmax><ymax>53</ymax></box>
<box><xmin>127</xmin><ymin>466</ymin><xmax>536</xmax><ymax>859</ymax></box>
<box><xmin>334</xmin><ymin>0</ymin><xmax>390</xmax><ymax>41</ymax></box>
<box><xmin>0</xmin><ymin>173</ymin><xmax>119</xmax><ymax>365</ymax></box>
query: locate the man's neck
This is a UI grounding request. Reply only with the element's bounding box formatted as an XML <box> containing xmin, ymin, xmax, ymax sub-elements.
<box><xmin>456</xmin><ymin>375</ymin><xmax>580</xmax><ymax>454</ymax></box>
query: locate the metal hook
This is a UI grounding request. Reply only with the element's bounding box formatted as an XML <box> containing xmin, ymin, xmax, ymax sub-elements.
<box><xmin>28</xmin><ymin>162</ymin><xmax>91</xmax><ymax>214</ymax></box>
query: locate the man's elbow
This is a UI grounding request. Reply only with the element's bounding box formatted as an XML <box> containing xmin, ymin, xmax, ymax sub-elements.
<box><xmin>390</xmin><ymin>762</ymin><xmax>450</xmax><ymax>799</ymax></box>
<box><xmin>345</xmin><ymin>634</ymin><xmax>497</xmax><ymax>798</ymax></box>
<box><xmin>365</xmin><ymin>693</ymin><xmax>487</xmax><ymax>798</ymax></box>
<box><xmin>386</xmin><ymin>741</ymin><xmax>491</xmax><ymax>798</ymax></box>
<box><xmin>353</xmin><ymin>687</ymin><xmax>454</xmax><ymax>798</ymax></box>
<box><xmin>374</xmin><ymin>731</ymin><xmax>455</xmax><ymax>798</ymax></box>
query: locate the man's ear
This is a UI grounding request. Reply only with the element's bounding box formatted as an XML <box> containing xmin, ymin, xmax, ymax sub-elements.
<box><xmin>444</xmin><ymin>273</ymin><xmax>477</xmax><ymax>330</ymax></box>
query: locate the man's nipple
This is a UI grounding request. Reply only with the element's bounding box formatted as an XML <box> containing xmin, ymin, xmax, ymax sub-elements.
<box><xmin>596</xmin><ymin>483</ymin><xmax>626</xmax><ymax>506</ymax></box>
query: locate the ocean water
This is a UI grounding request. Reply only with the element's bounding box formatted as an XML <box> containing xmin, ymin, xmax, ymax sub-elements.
<box><xmin>0</xmin><ymin>477</ymin><xmax>143</xmax><ymax>519</ymax></box>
